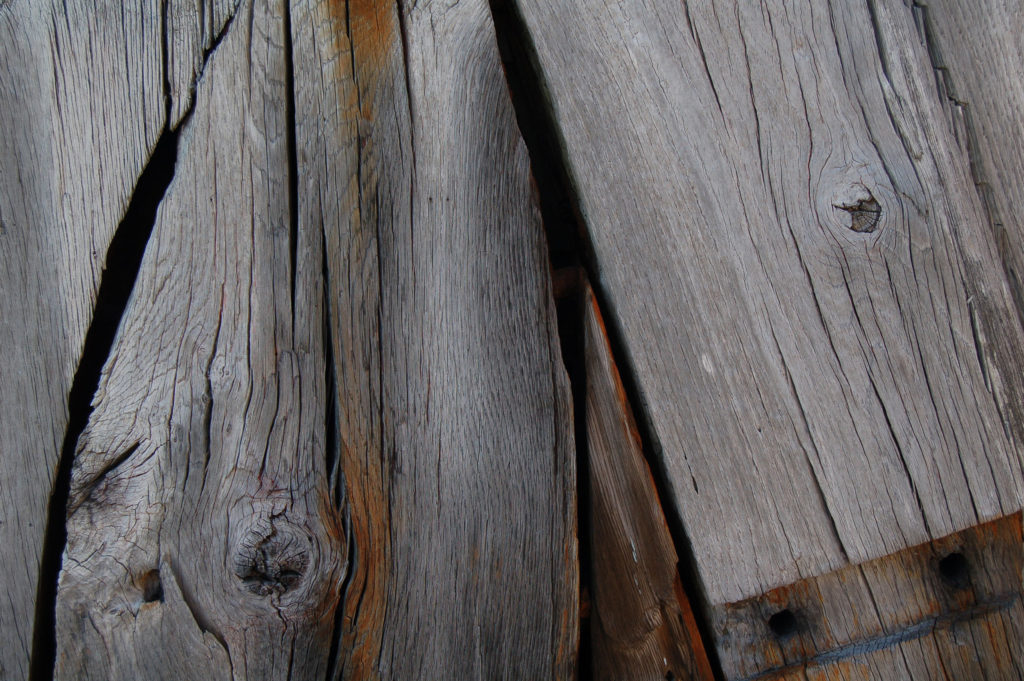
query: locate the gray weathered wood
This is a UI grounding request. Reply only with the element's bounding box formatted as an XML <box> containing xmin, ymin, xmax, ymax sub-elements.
<box><xmin>292</xmin><ymin>0</ymin><xmax>577</xmax><ymax>677</ymax></box>
<box><xmin>910</xmin><ymin>1</ymin><xmax>1024</xmax><ymax>319</ymax></box>
<box><xmin>582</xmin><ymin>279</ymin><xmax>714</xmax><ymax>681</ymax></box>
<box><xmin>55</xmin><ymin>0</ymin><xmax>343</xmax><ymax>677</ymax></box>
<box><xmin>506</xmin><ymin>0</ymin><xmax>1024</xmax><ymax>607</ymax></box>
<box><xmin>53</xmin><ymin>0</ymin><xmax>577</xmax><ymax>677</ymax></box>
<box><xmin>0</xmin><ymin>2</ymin><xmax>229</xmax><ymax>676</ymax></box>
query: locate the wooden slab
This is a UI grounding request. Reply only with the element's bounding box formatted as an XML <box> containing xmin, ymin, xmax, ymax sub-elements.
<box><xmin>291</xmin><ymin>0</ymin><xmax>577</xmax><ymax>677</ymax></box>
<box><xmin>711</xmin><ymin>512</ymin><xmax>1024</xmax><ymax>680</ymax></box>
<box><xmin>54</xmin><ymin>0</ymin><xmax>344</xmax><ymax>677</ymax></box>
<box><xmin>582</xmin><ymin>280</ymin><xmax>714</xmax><ymax>681</ymax></box>
<box><xmin>53</xmin><ymin>0</ymin><xmax>577</xmax><ymax>677</ymax></box>
<box><xmin>0</xmin><ymin>2</ymin><xmax>230</xmax><ymax>676</ymax></box>
<box><xmin>909</xmin><ymin>0</ymin><xmax>1024</xmax><ymax>317</ymax></box>
<box><xmin>506</xmin><ymin>0</ymin><xmax>1024</xmax><ymax>604</ymax></box>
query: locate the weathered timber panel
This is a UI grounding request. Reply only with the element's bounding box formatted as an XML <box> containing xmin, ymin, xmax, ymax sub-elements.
<box><xmin>292</xmin><ymin>0</ymin><xmax>577</xmax><ymax>677</ymax></box>
<box><xmin>0</xmin><ymin>2</ymin><xmax>230</xmax><ymax>676</ymax></box>
<box><xmin>54</xmin><ymin>0</ymin><xmax>344</xmax><ymax>677</ymax></box>
<box><xmin>912</xmin><ymin>1</ymin><xmax>1024</xmax><ymax>318</ymax></box>
<box><xmin>712</xmin><ymin>513</ymin><xmax>1024</xmax><ymax>680</ymax></box>
<box><xmin>506</xmin><ymin>0</ymin><xmax>1024</xmax><ymax>604</ymax></box>
<box><xmin>582</xmin><ymin>279</ymin><xmax>714</xmax><ymax>681</ymax></box>
<box><xmin>52</xmin><ymin>0</ymin><xmax>576</xmax><ymax>678</ymax></box>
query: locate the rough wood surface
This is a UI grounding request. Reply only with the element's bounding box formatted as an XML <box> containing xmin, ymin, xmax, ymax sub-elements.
<box><xmin>292</xmin><ymin>0</ymin><xmax>577</xmax><ymax>677</ymax></box>
<box><xmin>52</xmin><ymin>0</ymin><xmax>577</xmax><ymax>678</ymax></box>
<box><xmin>0</xmin><ymin>2</ymin><xmax>229</xmax><ymax>677</ymax></box>
<box><xmin>582</xmin><ymin>281</ymin><xmax>714</xmax><ymax>681</ymax></box>
<box><xmin>911</xmin><ymin>1</ymin><xmax>1024</xmax><ymax>319</ymax></box>
<box><xmin>711</xmin><ymin>512</ymin><xmax>1024</xmax><ymax>680</ymax></box>
<box><xmin>507</xmin><ymin>0</ymin><xmax>1024</xmax><ymax>604</ymax></box>
<box><xmin>55</xmin><ymin>1</ymin><xmax>344</xmax><ymax>677</ymax></box>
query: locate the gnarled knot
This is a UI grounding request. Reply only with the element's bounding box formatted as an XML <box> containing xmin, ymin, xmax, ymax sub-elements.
<box><xmin>832</xmin><ymin>184</ymin><xmax>881</xmax><ymax>233</ymax></box>
<box><xmin>232</xmin><ymin>518</ymin><xmax>310</xmax><ymax>597</ymax></box>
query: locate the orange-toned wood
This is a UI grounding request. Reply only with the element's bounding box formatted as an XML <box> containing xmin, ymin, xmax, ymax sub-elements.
<box><xmin>583</xmin><ymin>280</ymin><xmax>715</xmax><ymax>681</ymax></box>
<box><xmin>712</xmin><ymin>513</ymin><xmax>1024</xmax><ymax>680</ymax></box>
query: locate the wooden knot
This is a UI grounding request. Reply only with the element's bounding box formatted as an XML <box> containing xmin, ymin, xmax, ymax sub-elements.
<box><xmin>232</xmin><ymin>517</ymin><xmax>310</xmax><ymax>597</ymax></box>
<box><xmin>832</xmin><ymin>184</ymin><xmax>881</xmax><ymax>233</ymax></box>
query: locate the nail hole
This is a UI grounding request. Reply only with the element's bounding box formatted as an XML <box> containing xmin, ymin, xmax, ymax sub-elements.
<box><xmin>938</xmin><ymin>551</ymin><xmax>970</xmax><ymax>589</ymax></box>
<box><xmin>665</xmin><ymin>672</ymin><xmax>675</xmax><ymax>680</ymax></box>
<box><xmin>767</xmin><ymin>608</ymin><xmax>799</xmax><ymax>638</ymax></box>
<box><xmin>140</xmin><ymin>569</ymin><xmax>163</xmax><ymax>603</ymax></box>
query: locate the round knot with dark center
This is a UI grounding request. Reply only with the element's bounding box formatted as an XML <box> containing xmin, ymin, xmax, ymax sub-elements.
<box><xmin>232</xmin><ymin>518</ymin><xmax>310</xmax><ymax>596</ymax></box>
<box><xmin>833</xmin><ymin>184</ymin><xmax>882</xmax><ymax>233</ymax></box>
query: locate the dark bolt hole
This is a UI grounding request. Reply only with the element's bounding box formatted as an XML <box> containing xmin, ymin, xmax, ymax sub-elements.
<box><xmin>665</xmin><ymin>672</ymin><xmax>676</xmax><ymax>680</ymax></box>
<box><xmin>938</xmin><ymin>552</ymin><xmax>970</xmax><ymax>589</ymax></box>
<box><xmin>767</xmin><ymin>608</ymin><xmax>800</xmax><ymax>639</ymax></box>
<box><xmin>140</xmin><ymin>569</ymin><xmax>163</xmax><ymax>603</ymax></box>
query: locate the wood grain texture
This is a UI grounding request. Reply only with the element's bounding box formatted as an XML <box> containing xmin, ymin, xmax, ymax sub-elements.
<box><xmin>711</xmin><ymin>513</ymin><xmax>1024</xmax><ymax>681</ymax></box>
<box><xmin>583</xmin><ymin>281</ymin><xmax>714</xmax><ymax>681</ymax></box>
<box><xmin>55</xmin><ymin>0</ymin><xmax>345</xmax><ymax>677</ymax></box>
<box><xmin>52</xmin><ymin>0</ymin><xmax>577</xmax><ymax>677</ymax></box>
<box><xmin>506</xmin><ymin>0</ymin><xmax>1024</xmax><ymax>604</ymax></box>
<box><xmin>0</xmin><ymin>2</ymin><xmax>230</xmax><ymax>677</ymax></box>
<box><xmin>910</xmin><ymin>1</ymin><xmax>1024</xmax><ymax>317</ymax></box>
<box><xmin>291</xmin><ymin>0</ymin><xmax>578</xmax><ymax>677</ymax></box>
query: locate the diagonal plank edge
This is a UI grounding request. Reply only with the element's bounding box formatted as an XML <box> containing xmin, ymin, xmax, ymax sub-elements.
<box><xmin>507</xmin><ymin>0</ymin><xmax>1024</xmax><ymax>605</ymax></box>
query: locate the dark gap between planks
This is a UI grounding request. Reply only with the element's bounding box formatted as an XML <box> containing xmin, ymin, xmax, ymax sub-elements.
<box><xmin>486</xmin><ymin>2</ymin><xmax>726</xmax><ymax>678</ymax></box>
<box><xmin>27</xmin><ymin>124</ymin><xmax>182</xmax><ymax>681</ymax></box>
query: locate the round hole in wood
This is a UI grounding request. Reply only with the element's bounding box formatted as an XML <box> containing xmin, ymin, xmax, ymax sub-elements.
<box><xmin>938</xmin><ymin>551</ymin><xmax>970</xmax><ymax>589</ymax></box>
<box><xmin>767</xmin><ymin>608</ymin><xmax>799</xmax><ymax>638</ymax></box>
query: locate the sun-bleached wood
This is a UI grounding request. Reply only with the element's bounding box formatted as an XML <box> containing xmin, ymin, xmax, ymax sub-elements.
<box><xmin>506</xmin><ymin>0</ymin><xmax>1024</xmax><ymax>605</ymax></box>
<box><xmin>0</xmin><ymin>2</ymin><xmax>229</xmax><ymax>676</ymax></box>
<box><xmin>911</xmin><ymin>1</ymin><xmax>1024</xmax><ymax>319</ymax></box>
<box><xmin>582</xmin><ymin>280</ymin><xmax>714</xmax><ymax>681</ymax></box>
<box><xmin>291</xmin><ymin>0</ymin><xmax>577</xmax><ymax>677</ymax></box>
<box><xmin>54</xmin><ymin>0</ymin><xmax>345</xmax><ymax>677</ymax></box>
<box><xmin>52</xmin><ymin>0</ymin><xmax>576</xmax><ymax>677</ymax></box>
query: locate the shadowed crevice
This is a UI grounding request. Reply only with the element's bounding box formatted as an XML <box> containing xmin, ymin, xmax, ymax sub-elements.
<box><xmin>28</xmin><ymin>4</ymin><xmax>240</xmax><ymax>674</ymax></box>
<box><xmin>485</xmin><ymin>2</ymin><xmax>725</xmax><ymax>679</ymax></box>
<box><xmin>284</xmin><ymin>0</ymin><xmax>300</xmax><ymax>312</ymax></box>
<box><xmin>28</xmin><ymin>120</ymin><xmax>183</xmax><ymax>681</ymax></box>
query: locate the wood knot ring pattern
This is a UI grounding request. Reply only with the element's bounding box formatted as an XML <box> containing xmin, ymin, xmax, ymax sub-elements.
<box><xmin>232</xmin><ymin>517</ymin><xmax>311</xmax><ymax>596</ymax></box>
<box><xmin>832</xmin><ymin>184</ymin><xmax>882</xmax><ymax>233</ymax></box>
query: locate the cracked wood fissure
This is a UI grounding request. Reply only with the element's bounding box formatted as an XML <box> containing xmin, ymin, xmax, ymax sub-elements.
<box><xmin>37</xmin><ymin>0</ymin><xmax>576</xmax><ymax>678</ymax></box>
<box><xmin>503</xmin><ymin>0</ymin><xmax>1024</xmax><ymax>605</ymax></box>
<box><xmin>0</xmin><ymin>1</ymin><xmax>233</xmax><ymax>678</ymax></box>
<box><xmin>292</xmin><ymin>0</ymin><xmax>576</xmax><ymax>676</ymax></box>
<box><xmin>907</xmin><ymin>2</ymin><xmax>1024</xmax><ymax>323</ymax></box>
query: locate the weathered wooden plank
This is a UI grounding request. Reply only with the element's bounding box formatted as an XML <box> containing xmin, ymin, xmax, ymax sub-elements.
<box><xmin>54</xmin><ymin>0</ymin><xmax>345</xmax><ymax>677</ymax></box>
<box><xmin>0</xmin><ymin>2</ymin><xmax>230</xmax><ymax>676</ymax></box>
<box><xmin>505</xmin><ymin>0</ymin><xmax>1024</xmax><ymax>604</ymax></box>
<box><xmin>711</xmin><ymin>513</ymin><xmax>1024</xmax><ymax>680</ymax></box>
<box><xmin>53</xmin><ymin>0</ymin><xmax>577</xmax><ymax>677</ymax></box>
<box><xmin>909</xmin><ymin>1</ymin><xmax>1024</xmax><ymax>317</ymax></box>
<box><xmin>582</xmin><ymin>279</ymin><xmax>714</xmax><ymax>681</ymax></box>
<box><xmin>291</xmin><ymin>0</ymin><xmax>578</xmax><ymax>677</ymax></box>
